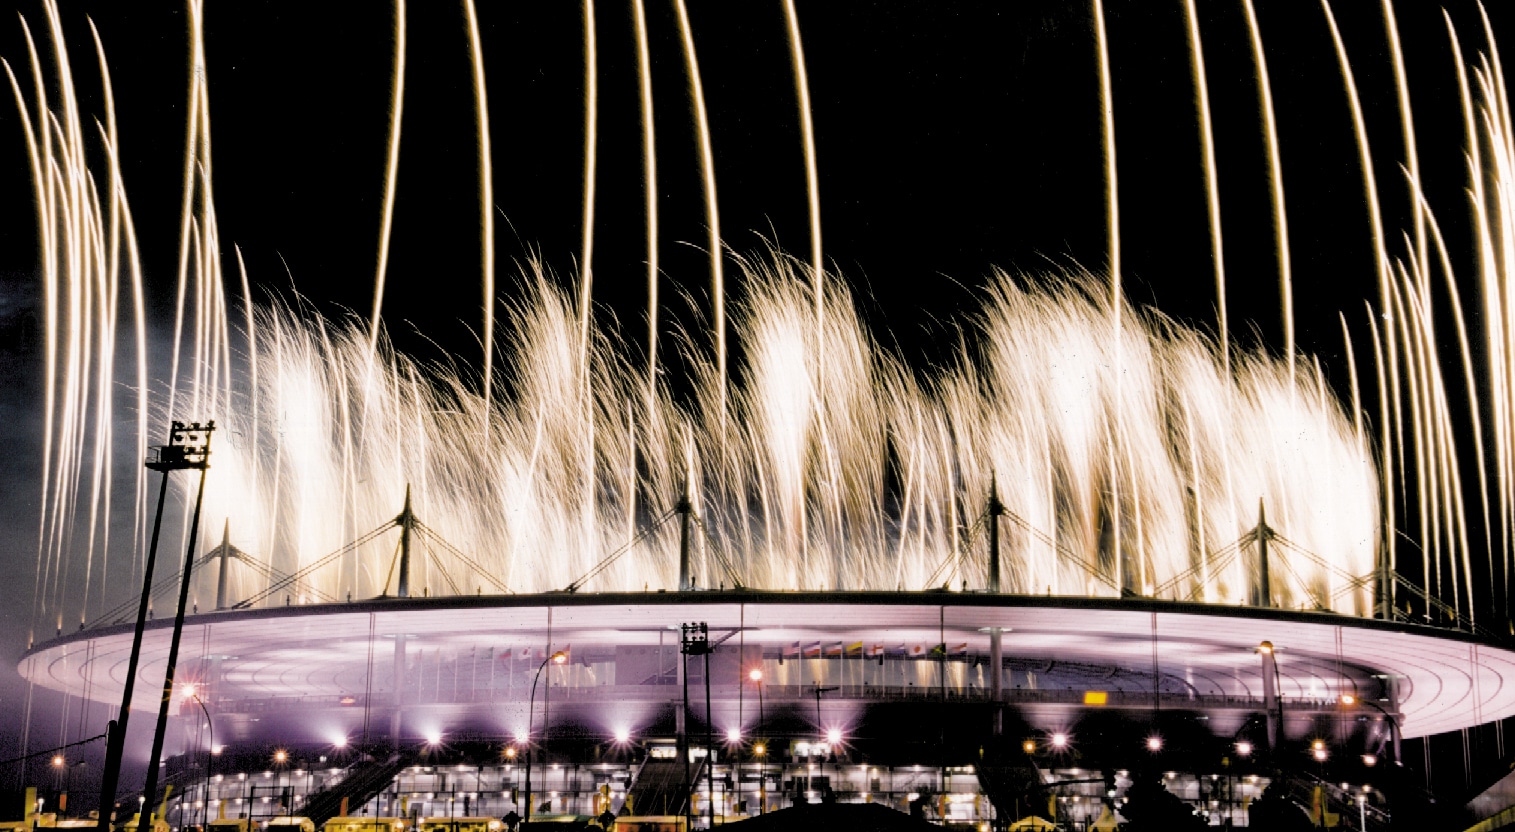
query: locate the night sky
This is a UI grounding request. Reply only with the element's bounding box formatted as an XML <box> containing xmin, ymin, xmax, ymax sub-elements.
<box><xmin>0</xmin><ymin>0</ymin><xmax>1511</xmax><ymax>789</ymax></box>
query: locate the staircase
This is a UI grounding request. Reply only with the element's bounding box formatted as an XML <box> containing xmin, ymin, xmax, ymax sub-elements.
<box><xmin>296</xmin><ymin>755</ymin><xmax>411</xmax><ymax>826</ymax></box>
<box><xmin>625</xmin><ymin>756</ymin><xmax>703</xmax><ymax>817</ymax></box>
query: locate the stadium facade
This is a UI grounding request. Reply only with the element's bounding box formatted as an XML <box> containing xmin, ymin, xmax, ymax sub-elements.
<box><xmin>19</xmin><ymin>591</ymin><xmax>1515</xmax><ymax>827</ymax></box>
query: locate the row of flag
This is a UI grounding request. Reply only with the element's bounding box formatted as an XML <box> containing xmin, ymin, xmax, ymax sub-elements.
<box><xmin>488</xmin><ymin>642</ymin><xmax>976</xmax><ymax>662</ymax></box>
<box><xmin>782</xmin><ymin>641</ymin><xmax>970</xmax><ymax>658</ymax></box>
<box><xmin>493</xmin><ymin>646</ymin><xmax>571</xmax><ymax>662</ymax></box>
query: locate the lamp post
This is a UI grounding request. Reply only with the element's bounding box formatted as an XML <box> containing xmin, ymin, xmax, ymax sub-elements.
<box><xmin>183</xmin><ymin>685</ymin><xmax>214</xmax><ymax>831</ymax></box>
<box><xmin>748</xmin><ymin>669</ymin><xmax>765</xmax><ymax>815</ymax></box>
<box><xmin>524</xmin><ymin>650</ymin><xmax>566</xmax><ymax>826</ymax></box>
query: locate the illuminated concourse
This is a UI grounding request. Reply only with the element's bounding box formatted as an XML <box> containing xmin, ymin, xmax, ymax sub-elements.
<box><xmin>21</xmin><ymin>592</ymin><xmax>1515</xmax><ymax>827</ymax></box>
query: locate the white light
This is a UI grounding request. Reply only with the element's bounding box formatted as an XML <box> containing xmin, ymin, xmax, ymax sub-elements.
<box><xmin>826</xmin><ymin>728</ymin><xmax>842</xmax><ymax>745</ymax></box>
<box><xmin>333</xmin><ymin>737</ymin><xmax>348</xmax><ymax>749</ymax></box>
<box><xmin>425</xmin><ymin>732</ymin><xmax>442</xmax><ymax>745</ymax></box>
<box><xmin>1147</xmin><ymin>736</ymin><xmax>1163</xmax><ymax>752</ymax></box>
<box><xmin>1051</xmin><ymin>732</ymin><xmax>1068</xmax><ymax>749</ymax></box>
<box><xmin>726</xmin><ymin>727</ymin><xmax>741</xmax><ymax>743</ymax></box>
<box><xmin>613</xmin><ymin>728</ymin><xmax>631</xmax><ymax>743</ymax></box>
<box><xmin>1236</xmin><ymin>741</ymin><xmax>1253</xmax><ymax>757</ymax></box>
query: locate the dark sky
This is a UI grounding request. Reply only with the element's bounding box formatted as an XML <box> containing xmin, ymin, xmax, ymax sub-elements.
<box><xmin>0</xmin><ymin>0</ymin><xmax>1510</xmax><ymax>785</ymax></box>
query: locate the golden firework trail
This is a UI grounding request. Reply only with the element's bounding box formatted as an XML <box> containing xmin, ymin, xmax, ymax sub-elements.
<box><xmin>16</xmin><ymin>3</ymin><xmax>1515</xmax><ymax>639</ymax></box>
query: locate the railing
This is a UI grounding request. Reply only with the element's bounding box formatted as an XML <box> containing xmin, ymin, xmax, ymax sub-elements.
<box><xmin>198</xmin><ymin>685</ymin><xmax>1358</xmax><ymax>718</ymax></box>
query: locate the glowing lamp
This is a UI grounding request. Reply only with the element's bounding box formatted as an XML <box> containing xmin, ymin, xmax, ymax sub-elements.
<box><xmin>749</xmin><ymin>669</ymin><xmax>763</xmax><ymax>682</ymax></box>
<box><xmin>551</xmin><ymin>651</ymin><xmax>567</xmax><ymax>665</ymax></box>
<box><xmin>1146</xmin><ymin>736</ymin><xmax>1163</xmax><ymax>752</ymax></box>
<box><xmin>1236</xmin><ymin>741</ymin><xmax>1252</xmax><ymax>757</ymax></box>
<box><xmin>614</xmin><ymin>728</ymin><xmax>631</xmax><ymax>744</ymax></box>
<box><xmin>826</xmin><ymin>728</ymin><xmax>842</xmax><ymax>745</ymax></box>
<box><xmin>1051</xmin><ymin>733</ymin><xmax>1068</xmax><ymax>749</ymax></box>
<box><xmin>727</xmin><ymin>727</ymin><xmax>741</xmax><ymax>743</ymax></box>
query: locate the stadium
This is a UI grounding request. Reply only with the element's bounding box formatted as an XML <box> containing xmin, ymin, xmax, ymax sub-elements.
<box><xmin>12</xmin><ymin>2</ymin><xmax>1515</xmax><ymax>829</ymax></box>
<box><xmin>19</xmin><ymin>522</ymin><xmax>1515</xmax><ymax>828</ymax></box>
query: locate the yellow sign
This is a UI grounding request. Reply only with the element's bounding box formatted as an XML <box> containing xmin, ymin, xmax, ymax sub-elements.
<box><xmin>1083</xmin><ymin>691</ymin><xmax>1108</xmax><ymax>705</ymax></box>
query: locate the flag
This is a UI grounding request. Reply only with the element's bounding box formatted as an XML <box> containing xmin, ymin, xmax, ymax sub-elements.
<box><xmin>824</xmin><ymin>642</ymin><xmax>843</xmax><ymax>658</ymax></box>
<box><xmin>886</xmin><ymin>644</ymin><xmax>908</xmax><ymax>658</ymax></box>
<box><xmin>783</xmin><ymin>641</ymin><xmax>801</xmax><ymax>658</ymax></box>
<box><xmin>866</xmin><ymin>643</ymin><xmax>884</xmax><ymax>658</ymax></box>
<box><xmin>845</xmin><ymin>642</ymin><xmax>864</xmax><ymax>657</ymax></box>
<box><xmin>803</xmin><ymin>642</ymin><xmax>822</xmax><ymax>658</ymax></box>
<box><xmin>949</xmin><ymin>643</ymin><xmax>969</xmax><ymax>656</ymax></box>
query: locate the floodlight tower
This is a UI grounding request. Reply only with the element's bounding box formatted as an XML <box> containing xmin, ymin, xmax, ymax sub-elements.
<box><xmin>96</xmin><ymin>421</ymin><xmax>214</xmax><ymax>832</ymax></box>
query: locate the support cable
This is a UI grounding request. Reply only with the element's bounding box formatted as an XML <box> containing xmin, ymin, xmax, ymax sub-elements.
<box><xmin>1153</xmin><ymin>534</ymin><xmax>1250</xmax><ymax>599</ymax></box>
<box><xmin>424</xmin><ymin>544</ymin><xmax>463</xmax><ymax>596</ymax></box>
<box><xmin>412</xmin><ymin>521</ymin><xmax>513</xmax><ymax>594</ymax></box>
<box><xmin>234</xmin><ymin>522</ymin><xmax>395</xmax><ymax>609</ymax></box>
<box><xmin>999</xmin><ymin>508</ymin><xmax>1123</xmax><ymax>594</ymax></box>
<box><xmin>925</xmin><ymin>508</ymin><xmax>990</xmax><ymax>589</ymax></box>
<box><xmin>564</xmin><ymin>508</ymin><xmax>679</xmax><ymax>593</ymax></box>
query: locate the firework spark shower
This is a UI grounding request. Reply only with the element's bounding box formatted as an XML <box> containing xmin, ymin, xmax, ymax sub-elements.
<box><xmin>5</xmin><ymin>1</ymin><xmax>1513</xmax><ymax>649</ymax></box>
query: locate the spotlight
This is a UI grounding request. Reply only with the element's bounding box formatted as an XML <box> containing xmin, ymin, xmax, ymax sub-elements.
<box><xmin>503</xmin><ymin>747</ymin><xmax>517</xmax><ymax>760</ymax></box>
<box><xmin>50</xmin><ymin>755</ymin><xmax>63</xmax><ymax>768</ymax></box>
<box><xmin>826</xmin><ymin>728</ymin><xmax>843</xmax><ymax>745</ymax></box>
<box><xmin>753</xmin><ymin>743</ymin><xmax>766</xmax><ymax>757</ymax></box>
<box><xmin>1051</xmin><ymin>733</ymin><xmax>1068</xmax><ymax>749</ymax></box>
<box><xmin>1022</xmin><ymin>740</ymin><xmax>1037</xmax><ymax>754</ymax></box>
<box><xmin>425</xmin><ymin>732</ymin><xmax>442</xmax><ymax>746</ymax></box>
<box><xmin>273</xmin><ymin>750</ymin><xmax>288</xmax><ymax>764</ymax></box>
<box><xmin>1257</xmin><ymin>641</ymin><xmax>1274</xmax><ymax>655</ymax></box>
<box><xmin>726</xmin><ymin>728</ymin><xmax>741</xmax><ymax>743</ymax></box>
<box><xmin>1146</xmin><ymin>736</ymin><xmax>1163</xmax><ymax>752</ymax></box>
<box><xmin>1339</xmin><ymin>694</ymin><xmax>1356</xmax><ymax>705</ymax></box>
<box><xmin>1361</xmin><ymin>753</ymin><xmax>1377</xmax><ymax>767</ymax></box>
<box><xmin>1235</xmin><ymin>741</ymin><xmax>1252</xmax><ymax>757</ymax></box>
<box><xmin>614</xmin><ymin>728</ymin><xmax>631</xmax><ymax>744</ymax></box>
<box><xmin>748</xmin><ymin>669</ymin><xmax>763</xmax><ymax>682</ymax></box>
<box><xmin>181</xmin><ymin>683</ymin><xmax>197</xmax><ymax>698</ymax></box>
<box><xmin>332</xmin><ymin>736</ymin><xmax>349</xmax><ymax>749</ymax></box>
